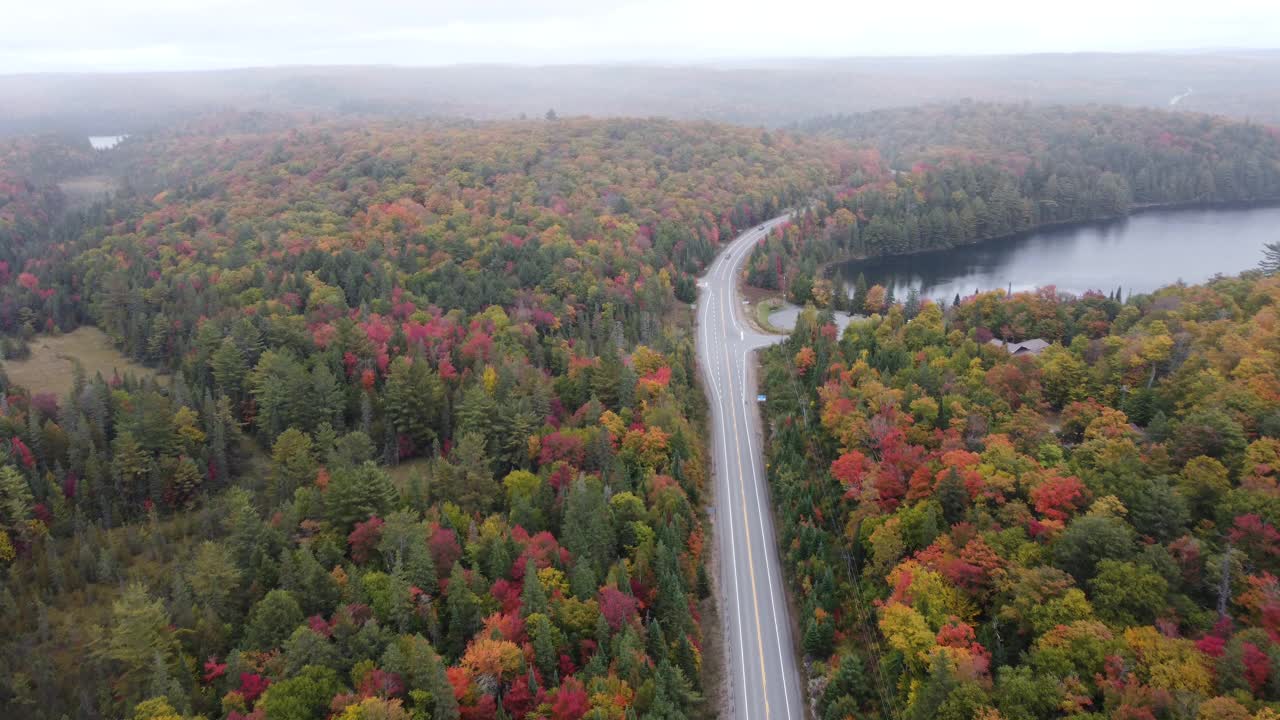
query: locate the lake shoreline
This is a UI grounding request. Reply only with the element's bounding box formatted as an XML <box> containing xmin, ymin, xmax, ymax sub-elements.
<box><xmin>820</xmin><ymin>197</ymin><xmax>1280</xmax><ymax>281</ymax></box>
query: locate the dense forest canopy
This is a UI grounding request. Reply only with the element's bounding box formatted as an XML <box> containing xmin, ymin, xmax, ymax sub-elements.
<box><xmin>763</xmin><ymin>271</ymin><xmax>1280</xmax><ymax>720</ymax></box>
<box><xmin>0</xmin><ymin>116</ymin><xmax>848</xmax><ymax>340</ymax></box>
<box><xmin>0</xmin><ymin>133</ymin><xmax>98</xmax><ymax>251</ymax></box>
<box><xmin>0</xmin><ymin>116</ymin><xmax>851</xmax><ymax>720</ymax></box>
<box><xmin>748</xmin><ymin>103</ymin><xmax>1280</xmax><ymax>303</ymax></box>
<box><xmin>3</xmin><ymin>91</ymin><xmax>1280</xmax><ymax>720</ymax></box>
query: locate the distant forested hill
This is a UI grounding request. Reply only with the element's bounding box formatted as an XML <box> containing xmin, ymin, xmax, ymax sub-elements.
<box><xmin>749</xmin><ymin>103</ymin><xmax>1280</xmax><ymax>302</ymax></box>
<box><xmin>2</xmin><ymin>50</ymin><xmax>1280</xmax><ymax>136</ymax></box>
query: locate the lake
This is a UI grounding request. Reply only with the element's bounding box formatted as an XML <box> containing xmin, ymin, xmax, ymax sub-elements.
<box><xmin>89</xmin><ymin>135</ymin><xmax>128</xmax><ymax>150</ymax></box>
<box><xmin>834</xmin><ymin>205</ymin><xmax>1280</xmax><ymax>303</ymax></box>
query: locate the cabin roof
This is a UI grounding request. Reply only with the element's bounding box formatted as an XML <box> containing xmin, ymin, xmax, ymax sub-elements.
<box><xmin>988</xmin><ymin>338</ymin><xmax>1050</xmax><ymax>355</ymax></box>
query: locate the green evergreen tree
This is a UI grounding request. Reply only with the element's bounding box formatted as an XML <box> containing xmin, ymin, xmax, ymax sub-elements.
<box><xmin>444</xmin><ymin>562</ymin><xmax>481</xmax><ymax>658</ymax></box>
<box><xmin>270</xmin><ymin>428</ymin><xmax>315</xmax><ymax>505</ymax></box>
<box><xmin>527</xmin><ymin>612</ymin><xmax>562</xmax><ymax>677</ymax></box>
<box><xmin>143</xmin><ymin>651</ymin><xmax>187</xmax><ymax>713</ymax></box>
<box><xmin>0</xmin><ymin>465</ymin><xmax>33</xmax><ymax>531</ymax></box>
<box><xmin>521</xmin><ymin>558</ymin><xmax>547</xmax><ymax>617</ymax></box>
<box><xmin>653</xmin><ymin>542</ymin><xmax>692</xmax><ymax>637</ymax></box>
<box><xmin>437</xmin><ymin>433</ymin><xmax>497</xmax><ymax>514</ymax></box>
<box><xmin>244</xmin><ymin>589</ymin><xmax>304</xmax><ymax>650</ymax></box>
<box><xmin>384</xmin><ymin>356</ymin><xmax>445</xmax><ymax>450</ymax></box>
<box><xmin>562</xmin><ymin>476</ymin><xmax>614</xmax><ymax>580</ymax></box>
<box><xmin>187</xmin><ymin>541</ymin><xmax>240</xmax><ymax>618</ymax></box>
<box><xmin>282</xmin><ymin>625</ymin><xmax>339</xmax><ymax>675</ymax></box>
<box><xmin>379</xmin><ymin>510</ymin><xmax>437</xmax><ymax>593</ymax></box>
<box><xmin>853</xmin><ymin>273</ymin><xmax>869</xmax><ymax>312</ymax></box>
<box><xmin>325</xmin><ymin>461</ymin><xmax>397</xmax><ymax>532</ymax></box>
<box><xmin>256</xmin><ymin>665</ymin><xmax>345</xmax><ymax>720</ymax></box>
<box><xmin>307</xmin><ymin>364</ymin><xmax>344</xmax><ymax>432</ymax></box>
<box><xmin>101</xmin><ymin>583</ymin><xmax>175</xmax><ymax>701</ymax></box>
<box><xmin>210</xmin><ymin>337</ymin><xmax>246</xmax><ymax>400</ymax></box>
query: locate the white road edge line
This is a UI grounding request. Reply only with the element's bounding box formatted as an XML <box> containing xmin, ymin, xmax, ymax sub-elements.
<box><xmin>729</xmin><ymin>219</ymin><xmax>795</xmax><ymax>720</ymax></box>
<box><xmin>702</xmin><ymin>264</ymin><xmax>750</xmax><ymax>720</ymax></box>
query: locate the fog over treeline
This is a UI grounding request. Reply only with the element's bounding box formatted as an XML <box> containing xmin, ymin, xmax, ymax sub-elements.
<box><xmin>3</xmin><ymin>50</ymin><xmax>1280</xmax><ymax>136</ymax></box>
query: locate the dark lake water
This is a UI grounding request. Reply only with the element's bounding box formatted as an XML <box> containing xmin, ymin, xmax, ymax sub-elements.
<box><xmin>835</xmin><ymin>205</ymin><xmax>1280</xmax><ymax>303</ymax></box>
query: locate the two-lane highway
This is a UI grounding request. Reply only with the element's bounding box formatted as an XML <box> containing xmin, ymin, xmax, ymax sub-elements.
<box><xmin>698</xmin><ymin>215</ymin><xmax>803</xmax><ymax>720</ymax></box>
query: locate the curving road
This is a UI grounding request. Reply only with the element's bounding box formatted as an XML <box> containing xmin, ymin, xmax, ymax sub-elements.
<box><xmin>698</xmin><ymin>215</ymin><xmax>803</xmax><ymax>720</ymax></box>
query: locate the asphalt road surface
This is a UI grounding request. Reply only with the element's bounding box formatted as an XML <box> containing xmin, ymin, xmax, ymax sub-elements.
<box><xmin>697</xmin><ymin>215</ymin><xmax>804</xmax><ymax>720</ymax></box>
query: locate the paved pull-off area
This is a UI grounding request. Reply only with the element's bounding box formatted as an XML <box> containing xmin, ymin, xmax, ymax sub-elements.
<box><xmin>698</xmin><ymin>216</ymin><xmax>803</xmax><ymax>720</ymax></box>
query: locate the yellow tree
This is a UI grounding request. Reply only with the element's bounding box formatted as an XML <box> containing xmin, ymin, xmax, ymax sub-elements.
<box><xmin>865</xmin><ymin>285</ymin><xmax>888</xmax><ymax>314</ymax></box>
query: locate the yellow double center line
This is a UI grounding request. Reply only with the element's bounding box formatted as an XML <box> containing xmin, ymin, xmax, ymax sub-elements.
<box><xmin>719</xmin><ymin>280</ymin><xmax>771</xmax><ymax>720</ymax></box>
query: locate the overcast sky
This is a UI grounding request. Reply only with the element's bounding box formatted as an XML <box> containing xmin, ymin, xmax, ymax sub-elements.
<box><xmin>2</xmin><ymin>0</ymin><xmax>1277</xmax><ymax>73</ymax></box>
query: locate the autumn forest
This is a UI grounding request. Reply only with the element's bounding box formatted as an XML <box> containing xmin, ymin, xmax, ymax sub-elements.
<box><xmin>1</xmin><ymin>86</ymin><xmax>1280</xmax><ymax>720</ymax></box>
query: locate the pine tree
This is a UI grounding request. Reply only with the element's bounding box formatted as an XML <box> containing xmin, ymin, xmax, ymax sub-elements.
<box><xmin>165</xmin><ymin>456</ymin><xmax>202</xmax><ymax>510</ymax></box>
<box><xmin>388</xmin><ymin>563</ymin><xmax>416</xmax><ymax>633</ymax></box>
<box><xmin>455</xmin><ymin>384</ymin><xmax>496</xmax><ymax>446</ymax></box>
<box><xmin>379</xmin><ymin>510</ymin><xmax>436</xmax><ymax>593</ymax></box>
<box><xmin>269</xmin><ymin>428</ymin><xmax>315</xmax><ymax>505</ymax></box>
<box><xmin>312</xmin><ymin>422</ymin><xmax>338</xmax><ymax>463</ymax></box>
<box><xmin>308</xmin><ymin>364</ymin><xmax>344</xmax><ymax>433</ymax></box>
<box><xmin>326</xmin><ymin>462</ymin><xmax>398</xmax><ymax>532</ymax></box>
<box><xmin>520</xmin><ymin>559</ymin><xmax>547</xmax><ymax>617</ymax></box>
<box><xmin>102</xmin><ymin>583</ymin><xmax>174</xmax><ymax>697</ymax></box>
<box><xmin>653</xmin><ymin>542</ymin><xmax>692</xmax><ymax>637</ymax></box>
<box><xmin>360</xmin><ymin>391</ymin><xmax>374</xmax><ymax>438</ymax></box>
<box><xmin>593</xmin><ymin>611</ymin><xmax>612</xmax><ymax>665</ymax></box>
<box><xmin>111</xmin><ymin>431</ymin><xmax>150</xmax><ymax>509</ymax></box>
<box><xmin>25</xmin><ymin>407</ymin><xmax>45</xmax><ymax>468</ymax></box>
<box><xmin>830</xmin><ymin>274</ymin><xmax>847</xmax><ymax>312</ymax></box>
<box><xmin>1261</xmin><ymin>241</ymin><xmax>1280</xmax><ymax>275</ymax></box>
<box><xmin>499</xmin><ymin>399</ymin><xmax>538</xmax><ymax>472</ymax></box>
<box><xmin>0</xmin><ymin>465</ymin><xmax>34</xmax><ymax>531</ymax></box>
<box><xmin>384</xmin><ymin>357</ymin><xmax>445</xmax><ymax>450</ymax></box>
<box><xmin>803</xmin><ymin>612</ymin><xmax>835</xmax><ymax>656</ymax></box>
<box><xmin>144</xmin><ymin>650</ymin><xmax>187</xmax><ymax>712</ymax></box>
<box><xmin>485</xmin><ymin>536</ymin><xmax>512</xmax><ymax>581</ymax></box>
<box><xmin>646</xmin><ymin>618</ymin><xmax>668</xmax><ymax>664</ymax></box>
<box><xmin>405</xmin><ymin>469</ymin><xmax>428</xmax><ymax>516</ymax></box>
<box><xmin>591</xmin><ymin>350</ymin><xmax>623</xmax><ymax>408</ymax></box>
<box><xmin>853</xmin><ymin>273</ymin><xmax>869</xmax><ymax>312</ymax></box>
<box><xmin>96</xmin><ymin>544</ymin><xmax>117</xmax><ymax>583</ymax></box>
<box><xmin>821</xmin><ymin>652</ymin><xmax>871</xmax><ymax>715</ymax></box>
<box><xmin>673</xmin><ymin>633</ymin><xmax>701</xmax><ymax>690</ymax></box>
<box><xmin>527</xmin><ymin>612</ymin><xmax>561</xmax><ymax>677</ymax></box>
<box><xmin>562</xmin><ymin>476</ymin><xmax>614</xmax><ymax>580</ymax></box>
<box><xmin>445</xmin><ymin>562</ymin><xmax>481</xmax><ymax>658</ymax></box>
<box><xmin>296</xmin><ymin>545</ymin><xmax>342</xmax><ymax>613</ymax></box>
<box><xmin>210</xmin><ymin>337</ymin><xmax>246</xmax><ymax>400</ymax></box>
<box><xmin>204</xmin><ymin>393</ymin><xmax>230</xmax><ymax>484</ymax></box>
<box><xmin>188</xmin><ymin>541</ymin><xmax>240</xmax><ymax>618</ymax></box>
<box><xmin>244</xmin><ymin>589</ymin><xmax>303</xmax><ymax>650</ymax></box>
<box><xmin>229</xmin><ymin>317</ymin><xmax>263</xmax><ymax>366</ymax></box>
<box><xmin>904</xmin><ymin>287</ymin><xmax>922</xmax><ymax>319</ymax></box>
<box><xmin>569</xmin><ymin>561</ymin><xmax>597</xmax><ymax>600</ymax></box>
<box><xmin>438</xmin><ymin>433</ymin><xmax>497</xmax><ymax>514</ymax></box>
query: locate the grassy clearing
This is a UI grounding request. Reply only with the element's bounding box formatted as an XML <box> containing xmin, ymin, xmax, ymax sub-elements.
<box><xmin>387</xmin><ymin>457</ymin><xmax>432</xmax><ymax>489</ymax></box>
<box><xmin>2</xmin><ymin>326</ymin><xmax>160</xmax><ymax>397</ymax></box>
<box><xmin>753</xmin><ymin>297</ymin><xmax>789</xmax><ymax>334</ymax></box>
<box><xmin>57</xmin><ymin>175</ymin><xmax>119</xmax><ymax>211</ymax></box>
